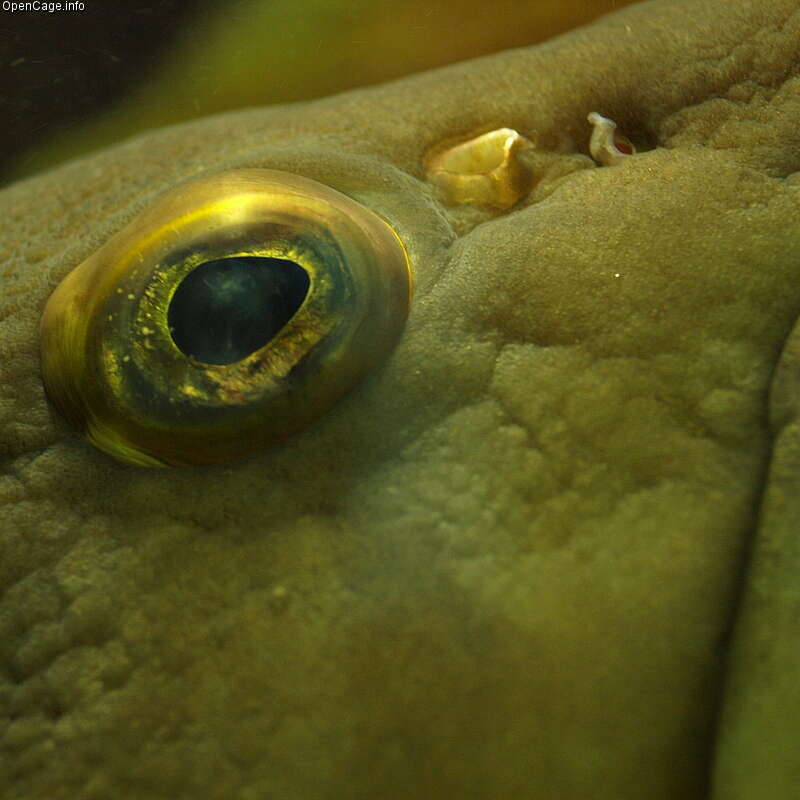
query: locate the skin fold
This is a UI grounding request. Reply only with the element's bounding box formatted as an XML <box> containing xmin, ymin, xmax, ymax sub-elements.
<box><xmin>1</xmin><ymin>0</ymin><xmax>799</xmax><ymax>797</ymax></box>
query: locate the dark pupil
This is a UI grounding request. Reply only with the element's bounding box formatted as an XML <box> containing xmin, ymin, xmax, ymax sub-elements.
<box><xmin>168</xmin><ymin>256</ymin><xmax>310</xmax><ymax>365</ymax></box>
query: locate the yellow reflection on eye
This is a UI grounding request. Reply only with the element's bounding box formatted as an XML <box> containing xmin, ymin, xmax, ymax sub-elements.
<box><xmin>40</xmin><ymin>169</ymin><xmax>413</xmax><ymax>467</ymax></box>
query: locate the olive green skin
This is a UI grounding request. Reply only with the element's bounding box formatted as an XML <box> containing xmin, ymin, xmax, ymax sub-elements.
<box><xmin>2</xmin><ymin>0</ymin><xmax>800</xmax><ymax>798</ymax></box>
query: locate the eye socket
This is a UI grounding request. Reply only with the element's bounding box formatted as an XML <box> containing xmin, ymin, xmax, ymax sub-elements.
<box><xmin>40</xmin><ymin>169</ymin><xmax>412</xmax><ymax>467</ymax></box>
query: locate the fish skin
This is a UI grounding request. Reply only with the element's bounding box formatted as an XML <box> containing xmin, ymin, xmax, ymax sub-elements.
<box><xmin>1</xmin><ymin>0</ymin><xmax>800</xmax><ymax>797</ymax></box>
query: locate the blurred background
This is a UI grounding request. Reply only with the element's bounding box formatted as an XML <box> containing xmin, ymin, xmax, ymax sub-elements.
<box><xmin>0</xmin><ymin>0</ymin><xmax>641</xmax><ymax>183</ymax></box>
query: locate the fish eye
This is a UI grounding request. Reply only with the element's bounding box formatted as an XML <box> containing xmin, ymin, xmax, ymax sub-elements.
<box><xmin>167</xmin><ymin>256</ymin><xmax>311</xmax><ymax>365</ymax></box>
<box><xmin>39</xmin><ymin>169</ymin><xmax>412</xmax><ymax>467</ymax></box>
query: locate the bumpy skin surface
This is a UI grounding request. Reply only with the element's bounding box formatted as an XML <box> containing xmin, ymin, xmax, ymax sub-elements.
<box><xmin>1</xmin><ymin>0</ymin><xmax>799</xmax><ymax>797</ymax></box>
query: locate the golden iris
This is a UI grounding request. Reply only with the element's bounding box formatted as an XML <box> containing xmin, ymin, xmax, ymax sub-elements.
<box><xmin>40</xmin><ymin>169</ymin><xmax>412</xmax><ymax>467</ymax></box>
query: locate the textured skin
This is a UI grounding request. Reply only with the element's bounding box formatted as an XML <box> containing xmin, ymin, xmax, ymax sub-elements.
<box><xmin>1</xmin><ymin>0</ymin><xmax>800</xmax><ymax>798</ymax></box>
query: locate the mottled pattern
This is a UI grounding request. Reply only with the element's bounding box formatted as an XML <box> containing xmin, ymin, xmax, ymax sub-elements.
<box><xmin>1</xmin><ymin>0</ymin><xmax>800</xmax><ymax>798</ymax></box>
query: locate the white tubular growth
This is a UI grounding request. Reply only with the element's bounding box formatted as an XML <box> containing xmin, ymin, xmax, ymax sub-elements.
<box><xmin>587</xmin><ymin>111</ymin><xmax>635</xmax><ymax>166</ymax></box>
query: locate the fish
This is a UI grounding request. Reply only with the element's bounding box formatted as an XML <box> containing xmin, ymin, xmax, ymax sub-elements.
<box><xmin>1</xmin><ymin>0</ymin><xmax>799</xmax><ymax>796</ymax></box>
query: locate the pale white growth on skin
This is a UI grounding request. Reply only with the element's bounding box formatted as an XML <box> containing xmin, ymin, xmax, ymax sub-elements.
<box><xmin>587</xmin><ymin>111</ymin><xmax>636</xmax><ymax>165</ymax></box>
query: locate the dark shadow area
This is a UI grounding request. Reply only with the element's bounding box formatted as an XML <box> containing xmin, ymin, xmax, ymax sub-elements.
<box><xmin>0</xmin><ymin>1</ymin><xmax>205</xmax><ymax>177</ymax></box>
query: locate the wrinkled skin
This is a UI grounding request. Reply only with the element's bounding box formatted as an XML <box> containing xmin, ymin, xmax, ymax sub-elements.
<box><xmin>2</xmin><ymin>0</ymin><xmax>800</xmax><ymax>797</ymax></box>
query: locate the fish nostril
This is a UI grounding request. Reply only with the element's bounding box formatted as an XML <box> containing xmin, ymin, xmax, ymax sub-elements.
<box><xmin>587</xmin><ymin>112</ymin><xmax>658</xmax><ymax>165</ymax></box>
<box><xmin>424</xmin><ymin>127</ymin><xmax>535</xmax><ymax>209</ymax></box>
<box><xmin>587</xmin><ymin>111</ymin><xmax>637</xmax><ymax>166</ymax></box>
